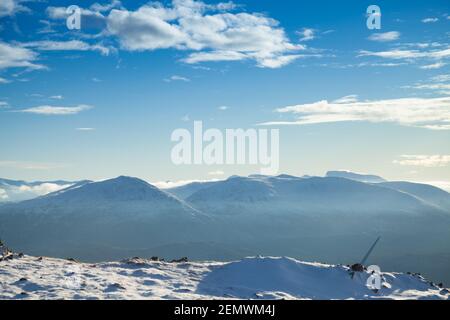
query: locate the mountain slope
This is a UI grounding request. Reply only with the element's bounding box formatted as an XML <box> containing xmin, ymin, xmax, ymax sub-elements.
<box><xmin>186</xmin><ymin>175</ymin><xmax>442</xmax><ymax>215</ymax></box>
<box><xmin>378</xmin><ymin>181</ymin><xmax>450</xmax><ymax>211</ymax></box>
<box><xmin>0</xmin><ymin>254</ymin><xmax>448</xmax><ymax>300</ymax></box>
<box><xmin>0</xmin><ymin>176</ymin><xmax>210</xmax><ymax>260</ymax></box>
<box><xmin>165</xmin><ymin>180</ymin><xmax>220</xmax><ymax>200</ymax></box>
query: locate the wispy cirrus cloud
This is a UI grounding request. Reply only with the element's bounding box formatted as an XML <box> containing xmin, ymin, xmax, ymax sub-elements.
<box><xmin>419</xmin><ymin>62</ymin><xmax>446</xmax><ymax>69</ymax></box>
<box><xmin>259</xmin><ymin>96</ymin><xmax>450</xmax><ymax>130</ymax></box>
<box><xmin>393</xmin><ymin>155</ymin><xmax>450</xmax><ymax>167</ymax></box>
<box><xmin>76</xmin><ymin>127</ymin><xmax>95</xmax><ymax>131</ymax></box>
<box><xmin>22</xmin><ymin>40</ymin><xmax>112</xmax><ymax>56</ymax></box>
<box><xmin>0</xmin><ymin>42</ymin><xmax>45</xmax><ymax>70</ymax></box>
<box><xmin>164</xmin><ymin>75</ymin><xmax>190</xmax><ymax>82</ymax></box>
<box><xmin>404</xmin><ymin>74</ymin><xmax>450</xmax><ymax>95</ymax></box>
<box><xmin>368</xmin><ymin>31</ymin><xmax>400</xmax><ymax>42</ymax></box>
<box><xmin>18</xmin><ymin>104</ymin><xmax>93</xmax><ymax>115</ymax></box>
<box><xmin>357</xmin><ymin>44</ymin><xmax>450</xmax><ymax>69</ymax></box>
<box><xmin>332</xmin><ymin>95</ymin><xmax>358</xmax><ymax>104</ymax></box>
<box><xmin>408</xmin><ymin>83</ymin><xmax>450</xmax><ymax>94</ymax></box>
<box><xmin>358</xmin><ymin>47</ymin><xmax>450</xmax><ymax>60</ymax></box>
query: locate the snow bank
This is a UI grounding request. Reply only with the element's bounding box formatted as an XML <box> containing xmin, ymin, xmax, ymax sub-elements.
<box><xmin>0</xmin><ymin>255</ymin><xmax>448</xmax><ymax>300</ymax></box>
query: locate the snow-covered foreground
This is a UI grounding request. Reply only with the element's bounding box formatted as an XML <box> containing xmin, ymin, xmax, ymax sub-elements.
<box><xmin>0</xmin><ymin>254</ymin><xmax>448</xmax><ymax>300</ymax></box>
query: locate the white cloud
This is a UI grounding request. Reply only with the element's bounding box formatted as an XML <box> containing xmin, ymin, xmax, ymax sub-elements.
<box><xmin>17</xmin><ymin>183</ymin><xmax>71</xmax><ymax>195</ymax></box>
<box><xmin>393</xmin><ymin>155</ymin><xmax>450</xmax><ymax>167</ymax></box>
<box><xmin>76</xmin><ymin>127</ymin><xmax>95</xmax><ymax>131</ymax></box>
<box><xmin>368</xmin><ymin>31</ymin><xmax>400</xmax><ymax>42</ymax></box>
<box><xmin>431</xmin><ymin>75</ymin><xmax>450</xmax><ymax>82</ymax></box>
<box><xmin>49</xmin><ymin>95</ymin><xmax>63</xmax><ymax>100</ymax></box>
<box><xmin>0</xmin><ymin>0</ymin><xmax>29</xmax><ymax>18</ymax></box>
<box><xmin>0</xmin><ymin>42</ymin><xmax>45</xmax><ymax>70</ymax></box>
<box><xmin>0</xmin><ymin>182</ymin><xmax>73</xmax><ymax>202</ymax></box>
<box><xmin>22</xmin><ymin>40</ymin><xmax>112</xmax><ymax>56</ymax></box>
<box><xmin>358</xmin><ymin>47</ymin><xmax>450</xmax><ymax>60</ymax></box>
<box><xmin>90</xmin><ymin>0</ymin><xmax>123</xmax><ymax>13</ymax></box>
<box><xmin>106</xmin><ymin>0</ymin><xmax>304</xmax><ymax>68</ymax></box>
<box><xmin>410</xmin><ymin>83</ymin><xmax>450</xmax><ymax>91</ymax></box>
<box><xmin>420</xmin><ymin>62</ymin><xmax>446</xmax><ymax>69</ymax></box>
<box><xmin>297</xmin><ymin>28</ymin><xmax>315</xmax><ymax>42</ymax></box>
<box><xmin>405</xmin><ymin>75</ymin><xmax>450</xmax><ymax>95</ymax></box>
<box><xmin>164</xmin><ymin>75</ymin><xmax>190</xmax><ymax>82</ymax></box>
<box><xmin>19</xmin><ymin>104</ymin><xmax>92</xmax><ymax>115</ymax></box>
<box><xmin>183</xmin><ymin>51</ymin><xmax>246</xmax><ymax>63</ymax></box>
<box><xmin>0</xmin><ymin>77</ymin><xmax>10</xmax><ymax>83</ymax></box>
<box><xmin>0</xmin><ymin>101</ymin><xmax>8</xmax><ymax>107</ymax></box>
<box><xmin>218</xmin><ymin>105</ymin><xmax>228</xmax><ymax>110</ymax></box>
<box><xmin>422</xmin><ymin>17</ymin><xmax>439</xmax><ymax>23</ymax></box>
<box><xmin>0</xmin><ymin>0</ymin><xmax>15</xmax><ymax>17</ymax></box>
<box><xmin>259</xmin><ymin>96</ymin><xmax>450</xmax><ymax>130</ymax></box>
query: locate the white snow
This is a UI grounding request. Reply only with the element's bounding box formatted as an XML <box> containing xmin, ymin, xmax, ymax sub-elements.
<box><xmin>0</xmin><ymin>254</ymin><xmax>448</xmax><ymax>300</ymax></box>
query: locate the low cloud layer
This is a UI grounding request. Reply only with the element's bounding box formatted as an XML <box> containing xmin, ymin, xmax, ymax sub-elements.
<box><xmin>393</xmin><ymin>155</ymin><xmax>450</xmax><ymax>167</ymax></box>
<box><xmin>0</xmin><ymin>182</ymin><xmax>72</xmax><ymax>202</ymax></box>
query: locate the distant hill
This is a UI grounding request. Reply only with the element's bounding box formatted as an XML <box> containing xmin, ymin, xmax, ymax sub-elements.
<box><xmin>326</xmin><ymin>171</ymin><xmax>386</xmax><ymax>183</ymax></box>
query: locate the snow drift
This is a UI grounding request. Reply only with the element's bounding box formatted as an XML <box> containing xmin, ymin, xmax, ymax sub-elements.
<box><xmin>0</xmin><ymin>254</ymin><xmax>448</xmax><ymax>300</ymax></box>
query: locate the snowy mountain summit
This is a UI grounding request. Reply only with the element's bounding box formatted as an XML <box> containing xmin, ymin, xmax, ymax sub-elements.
<box><xmin>0</xmin><ymin>254</ymin><xmax>448</xmax><ymax>300</ymax></box>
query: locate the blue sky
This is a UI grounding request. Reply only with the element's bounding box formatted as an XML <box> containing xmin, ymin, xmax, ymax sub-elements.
<box><xmin>0</xmin><ymin>0</ymin><xmax>449</xmax><ymax>189</ymax></box>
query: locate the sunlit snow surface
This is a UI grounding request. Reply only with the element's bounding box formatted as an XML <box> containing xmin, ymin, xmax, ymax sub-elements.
<box><xmin>0</xmin><ymin>255</ymin><xmax>448</xmax><ymax>300</ymax></box>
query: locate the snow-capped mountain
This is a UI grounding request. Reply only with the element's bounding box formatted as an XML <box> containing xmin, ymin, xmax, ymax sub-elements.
<box><xmin>0</xmin><ymin>253</ymin><xmax>448</xmax><ymax>300</ymax></box>
<box><xmin>0</xmin><ymin>176</ymin><xmax>210</xmax><ymax>261</ymax></box>
<box><xmin>1</xmin><ymin>173</ymin><xmax>450</xmax><ymax>286</ymax></box>
<box><xmin>185</xmin><ymin>175</ymin><xmax>445</xmax><ymax>215</ymax></box>
<box><xmin>174</xmin><ymin>174</ymin><xmax>450</xmax><ymax>286</ymax></box>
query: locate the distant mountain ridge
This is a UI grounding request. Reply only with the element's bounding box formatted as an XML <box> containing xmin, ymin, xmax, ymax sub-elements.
<box><xmin>0</xmin><ymin>172</ymin><xmax>449</xmax><ymax>285</ymax></box>
<box><xmin>326</xmin><ymin>171</ymin><xmax>386</xmax><ymax>183</ymax></box>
